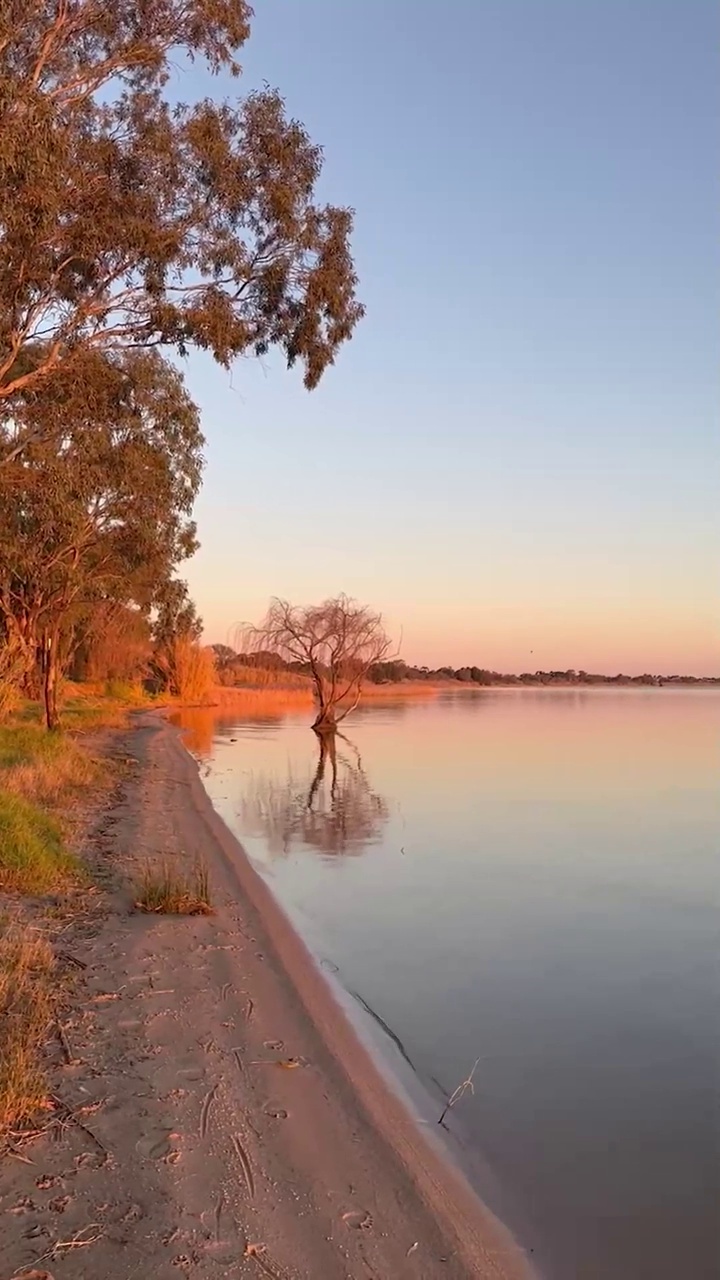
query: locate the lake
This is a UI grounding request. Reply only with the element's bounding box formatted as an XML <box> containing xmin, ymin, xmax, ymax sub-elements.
<box><xmin>174</xmin><ymin>688</ymin><xmax>719</xmax><ymax>1280</ymax></box>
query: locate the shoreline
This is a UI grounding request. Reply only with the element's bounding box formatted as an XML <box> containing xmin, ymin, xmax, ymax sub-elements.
<box><xmin>168</xmin><ymin>710</ymin><xmax>537</xmax><ymax>1278</ymax></box>
<box><xmin>3</xmin><ymin>709</ymin><xmax>536</xmax><ymax>1279</ymax></box>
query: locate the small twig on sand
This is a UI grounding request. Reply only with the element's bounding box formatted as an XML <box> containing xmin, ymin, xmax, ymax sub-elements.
<box><xmin>34</xmin><ymin>1221</ymin><xmax>103</xmax><ymax>1263</ymax></box>
<box><xmin>244</xmin><ymin>1242</ymin><xmax>287</xmax><ymax>1278</ymax></box>
<box><xmin>199</xmin><ymin>1083</ymin><xmax>218</xmax><ymax>1139</ymax></box>
<box><xmin>56</xmin><ymin>1022</ymin><xmax>74</xmax><ymax>1065</ymax></box>
<box><xmin>214</xmin><ymin>1191</ymin><xmax>224</xmax><ymax>1241</ymax></box>
<box><xmin>4</xmin><ymin>1145</ymin><xmax>35</xmax><ymax>1164</ymax></box>
<box><xmin>438</xmin><ymin>1058</ymin><xmax>481</xmax><ymax>1126</ymax></box>
<box><xmin>231</xmin><ymin>1132</ymin><xmax>255</xmax><ymax>1197</ymax></box>
<box><xmin>50</xmin><ymin>1095</ymin><xmax>106</xmax><ymax>1155</ymax></box>
<box><xmin>58</xmin><ymin>950</ymin><xmax>87</xmax><ymax>970</ymax></box>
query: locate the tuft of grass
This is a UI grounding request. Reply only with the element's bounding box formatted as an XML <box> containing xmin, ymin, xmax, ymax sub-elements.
<box><xmin>135</xmin><ymin>861</ymin><xmax>212</xmax><ymax>915</ymax></box>
<box><xmin>0</xmin><ymin>924</ymin><xmax>56</xmax><ymax>1135</ymax></box>
<box><xmin>0</xmin><ymin>792</ymin><xmax>80</xmax><ymax>895</ymax></box>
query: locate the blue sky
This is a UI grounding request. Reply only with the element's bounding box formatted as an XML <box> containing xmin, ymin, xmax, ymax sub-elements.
<box><xmin>180</xmin><ymin>0</ymin><xmax>717</xmax><ymax>674</ymax></box>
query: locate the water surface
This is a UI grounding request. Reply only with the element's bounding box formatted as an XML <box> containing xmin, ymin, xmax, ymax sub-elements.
<box><xmin>176</xmin><ymin>689</ymin><xmax>719</xmax><ymax>1280</ymax></box>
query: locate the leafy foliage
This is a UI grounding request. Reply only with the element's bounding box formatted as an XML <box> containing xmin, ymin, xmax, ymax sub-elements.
<box><xmin>0</xmin><ymin>348</ymin><xmax>203</xmax><ymax>723</ymax></box>
<box><xmin>0</xmin><ymin>0</ymin><xmax>363</xmax><ymax>447</ymax></box>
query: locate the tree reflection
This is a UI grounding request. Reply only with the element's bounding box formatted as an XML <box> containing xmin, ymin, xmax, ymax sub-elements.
<box><xmin>240</xmin><ymin>732</ymin><xmax>388</xmax><ymax>858</ymax></box>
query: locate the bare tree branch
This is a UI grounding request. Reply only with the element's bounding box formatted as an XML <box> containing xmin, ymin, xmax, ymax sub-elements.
<box><xmin>241</xmin><ymin>595</ymin><xmax>392</xmax><ymax>732</ymax></box>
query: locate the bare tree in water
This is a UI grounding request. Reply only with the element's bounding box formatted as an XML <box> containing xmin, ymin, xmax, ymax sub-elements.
<box><xmin>244</xmin><ymin>596</ymin><xmax>392</xmax><ymax>733</ymax></box>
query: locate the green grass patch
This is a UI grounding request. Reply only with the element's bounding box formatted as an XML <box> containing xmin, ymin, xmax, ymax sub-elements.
<box><xmin>0</xmin><ymin>792</ymin><xmax>80</xmax><ymax>895</ymax></box>
<box><xmin>0</xmin><ymin>723</ymin><xmax>69</xmax><ymax>769</ymax></box>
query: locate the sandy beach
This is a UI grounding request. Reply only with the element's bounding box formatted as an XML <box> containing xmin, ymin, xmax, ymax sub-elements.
<box><xmin>2</xmin><ymin>712</ymin><xmax>535</xmax><ymax>1279</ymax></box>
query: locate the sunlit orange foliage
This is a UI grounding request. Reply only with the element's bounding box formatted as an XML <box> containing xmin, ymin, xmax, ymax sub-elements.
<box><xmin>219</xmin><ymin>663</ymin><xmax>312</xmax><ymax>691</ymax></box>
<box><xmin>161</xmin><ymin>638</ymin><xmax>216</xmax><ymax>703</ymax></box>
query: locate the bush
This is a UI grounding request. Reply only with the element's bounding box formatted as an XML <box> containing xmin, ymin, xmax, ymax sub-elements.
<box><xmin>156</xmin><ymin>638</ymin><xmax>216</xmax><ymax>702</ymax></box>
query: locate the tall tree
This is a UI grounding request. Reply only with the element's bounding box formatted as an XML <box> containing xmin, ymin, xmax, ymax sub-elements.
<box><xmin>0</xmin><ymin>0</ymin><xmax>363</xmax><ymax>461</ymax></box>
<box><xmin>0</xmin><ymin>348</ymin><xmax>203</xmax><ymax>725</ymax></box>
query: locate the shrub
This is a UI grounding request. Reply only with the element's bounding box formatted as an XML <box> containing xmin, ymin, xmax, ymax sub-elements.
<box><xmin>157</xmin><ymin>638</ymin><xmax>216</xmax><ymax>703</ymax></box>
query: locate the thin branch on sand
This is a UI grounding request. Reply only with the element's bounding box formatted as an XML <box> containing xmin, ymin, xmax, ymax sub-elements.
<box><xmin>33</xmin><ymin>1221</ymin><xmax>103</xmax><ymax>1264</ymax></box>
<box><xmin>56</xmin><ymin>1022</ymin><xmax>75</xmax><ymax>1065</ymax></box>
<box><xmin>231</xmin><ymin>1132</ymin><xmax>255</xmax><ymax>1197</ymax></box>
<box><xmin>438</xmin><ymin>1057</ymin><xmax>481</xmax><ymax>1126</ymax></box>
<box><xmin>50</xmin><ymin>1095</ymin><xmax>106</xmax><ymax>1154</ymax></box>
<box><xmin>199</xmin><ymin>1083</ymin><xmax>218</xmax><ymax>1138</ymax></box>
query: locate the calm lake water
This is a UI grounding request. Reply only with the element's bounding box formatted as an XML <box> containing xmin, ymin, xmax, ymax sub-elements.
<box><xmin>175</xmin><ymin>689</ymin><xmax>719</xmax><ymax>1280</ymax></box>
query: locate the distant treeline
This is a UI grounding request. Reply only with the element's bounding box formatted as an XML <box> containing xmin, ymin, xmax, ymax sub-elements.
<box><xmin>368</xmin><ymin>663</ymin><xmax>719</xmax><ymax>687</ymax></box>
<box><xmin>212</xmin><ymin>648</ymin><xmax>718</xmax><ymax>688</ymax></box>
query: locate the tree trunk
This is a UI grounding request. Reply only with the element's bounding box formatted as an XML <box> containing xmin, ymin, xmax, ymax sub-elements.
<box><xmin>310</xmin><ymin>667</ymin><xmax>336</xmax><ymax>732</ymax></box>
<box><xmin>312</xmin><ymin>706</ymin><xmax>336</xmax><ymax>733</ymax></box>
<box><xmin>43</xmin><ymin>632</ymin><xmax>60</xmax><ymax>730</ymax></box>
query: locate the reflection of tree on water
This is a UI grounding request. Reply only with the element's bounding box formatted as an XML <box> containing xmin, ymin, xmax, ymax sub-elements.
<box><xmin>241</xmin><ymin>732</ymin><xmax>388</xmax><ymax>858</ymax></box>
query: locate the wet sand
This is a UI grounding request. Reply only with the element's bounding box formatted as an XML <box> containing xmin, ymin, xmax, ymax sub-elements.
<box><xmin>2</xmin><ymin>712</ymin><xmax>535</xmax><ymax>1279</ymax></box>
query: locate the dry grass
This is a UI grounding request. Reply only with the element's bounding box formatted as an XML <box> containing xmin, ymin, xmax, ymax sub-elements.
<box><xmin>159</xmin><ymin>638</ymin><xmax>217</xmax><ymax>703</ymax></box>
<box><xmin>217</xmin><ymin>674</ymin><xmax>441</xmax><ymax>704</ymax></box>
<box><xmin>0</xmin><ymin>924</ymin><xmax>56</xmax><ymax>1135</ymax></box>
<box><xmin>59</xmin><ymin>681</ymin><xmax>151</xmax><ymax>730</ymax></box>
<box><xmin>0</xmin><ymin>725</ymin><xmax>102</xmax><ymax>806</ymax></box>
<box><xmin>135</xmin><ymin>861</ymin><xmax>212</xmax><ymax>915</ymax></box>
<box><xmin>212</xmin><ymin>684</ymin><xmax>313</xmax><ymax>709</ymax></box>
<box><xmin>222</xmin><ymin>663</ymin><xmax>312</xmax><ymax>691</ymax></box>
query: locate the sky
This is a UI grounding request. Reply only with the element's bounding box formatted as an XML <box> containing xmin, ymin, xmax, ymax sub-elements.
<box><xmin>178</xmin><ymin>0</ymin><xmax>717</xmax><ymax>676</ymax></box>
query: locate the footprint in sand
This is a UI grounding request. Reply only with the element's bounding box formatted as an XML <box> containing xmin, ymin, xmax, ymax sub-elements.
<box><xmin>48</xmin><ymin>1194</ymin><xmax>71</xmax><ymax>1213</ymax></box>
<box><xmin>342</xmin><ymin>1209</ymin><xmax>374</xmax><ymax>1231</ymax></box>
<box><xmin>136</xmin><ymin>1129</ymin><xmax>177</xmax><ymax>1159</ymax></box>
<box><xmin>121</xmin><ymin>1202</ymin><xmax>146</xmax><ymax>1222</ymax></box>
<box><xmin>262</xmin><ymin>1102</ymin><xmax>288</xmax><ymax>1120</ymax></box>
